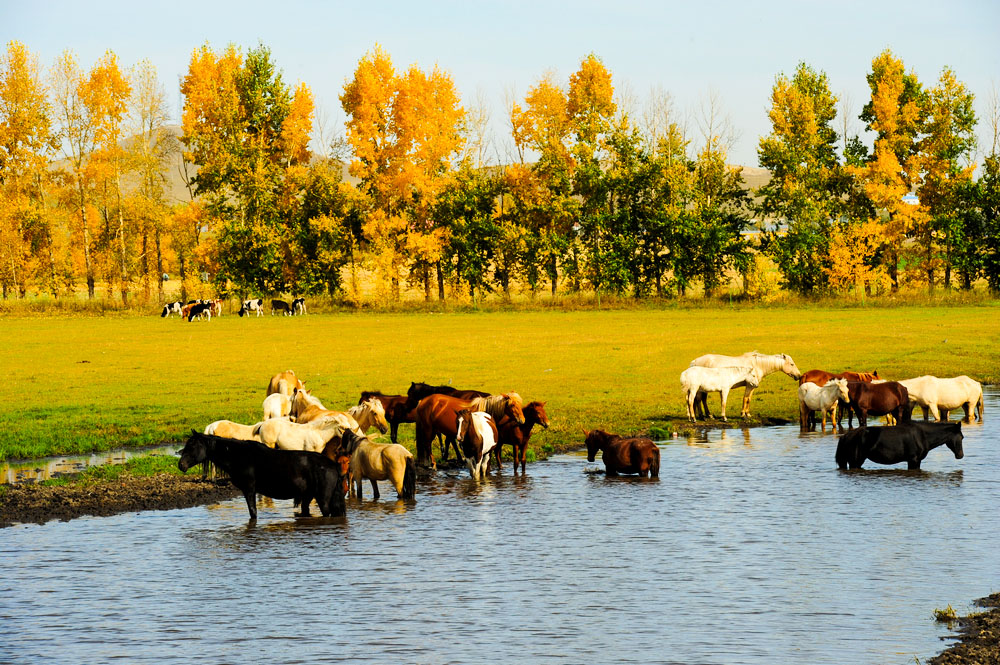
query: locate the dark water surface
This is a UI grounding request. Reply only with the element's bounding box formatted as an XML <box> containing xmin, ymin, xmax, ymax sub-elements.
<box><xmin>2</xmin><ymin>392</ymin><xmax>998</xmax><ymax>664</ymax></box>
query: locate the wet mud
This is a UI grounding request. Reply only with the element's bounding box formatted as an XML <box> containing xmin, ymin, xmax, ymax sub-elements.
<box><xmin>930</xmin><ymin>593</ymin><xmax>1000</xmax><ymax>664</ymax></box>
<box><xmin>0</xmin><ymin>474</ymin><xmax>240</xmax><ymax>527</ymax></box>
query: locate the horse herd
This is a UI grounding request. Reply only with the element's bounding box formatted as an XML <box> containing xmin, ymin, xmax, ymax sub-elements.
<box><xmin>177</xmin><ymin>353</ymin><xmax>982</xmax><ymax>521</ymax></box>
<box><xmin>160</xmin><ymin>298</ymin><xmax>306</xmax><ymax>321</ymax></box>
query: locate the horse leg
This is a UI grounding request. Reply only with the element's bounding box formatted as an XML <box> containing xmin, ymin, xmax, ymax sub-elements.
<box><xmin>390</xmin><ymin>421</ymin><xmax>399</xmax><ymax>444</ymax></box>
<box><xmin>685</xmin><ymin>391</ymin><xmax>696</xmax><ymax>422</ymax></box>
<box><xmin>799</xmin><ymin>401</ymin><xmax>809</xmax><ymax>432</ymax></box>
<box><xmin>741</xmin><ymin>385</ymin><xmax>755</xmax><ymax>419</ymax></box>
<box><xmin>700</xmin><ymin>391</ymin><xmax>712</xmax><ymax>419</ymax></box>
<box><xmin>907</xmin><ymin>460</ymin><xmax>921</xmax><ymax>470</ymax></box>
<box><xmin>719</xmin><ymin>389</ymin><xmax>729</xmax><ymax>422</ymax></box>
<box><xmin>298</xmin><ymin>494</ymin><xmax>313</xmax><ymax>516</ymax></box>
<box><xmin>370</xmin><ymin>478</ymin><xmax>380</xmax><ymax>500</ymax></box>
<box><xmin>929</xmin><ymin>404</ymin><xmax>942</xmax><ymax>421</ymax></box>
<box><xmin>243</xmin><ymin>490</ymin><xmax>258</xmax><ymax>520</ymax></box>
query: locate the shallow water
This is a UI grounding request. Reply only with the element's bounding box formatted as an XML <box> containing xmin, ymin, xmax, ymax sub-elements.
<box><xmin>2</xmin><ymin>392</ymin><xmax>997</xmax><ymax>664</ymax></box>
<box><xmin>1</xmin><ymin>445</ymin><xmax>179</xmax><ymax>484</ymax></box>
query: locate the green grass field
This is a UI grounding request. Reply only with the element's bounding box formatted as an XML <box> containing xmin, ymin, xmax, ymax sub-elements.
<box><xmin>1</xmin><ymin>304</ymin><xmax>998</xmax><ymax>462</ymax></box>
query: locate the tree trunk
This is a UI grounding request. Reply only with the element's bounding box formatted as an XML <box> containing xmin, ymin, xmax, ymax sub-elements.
<box><xmin>436</xmin><ymin>260</ymin><xmax>445</xmax><ymax>301</ymax></box>
<box><xmin>78</xmin><ymin>184</ymin><xmax>95</xmax><ymax>299</ymax></box>
<box><xmin>116</xmin><ymin>169</ymin><xmax>128</xmax><ymax>306</ymax></box>
<box><xmin>155</xmin><ymin>229</ymin><xmax>163</xmax><ymax>303</ymax></box>
<box><xmin>550</xmin><ymin>255</ymin><xmax>557</xmax><ymax>296</ymax></box>
<box><xmin>423</xmin><ymin>263</ymin><xmax>431</xmax><ymax>302</ymax></box>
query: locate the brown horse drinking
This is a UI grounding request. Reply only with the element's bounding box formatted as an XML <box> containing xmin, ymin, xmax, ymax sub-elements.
<box><xmin>584</xmin><ymin>430</ymin><xmax>660</xmax><ymax>477</ymax></box>
<box><xmin>493</xmin><ymin>401</ymin><xmax>549</xmax><ymax>474</ymax></box>
<box><xmin>414</xmin><ymin>392</ymin><xmax>525</xmax><ymax>468</ymax></box>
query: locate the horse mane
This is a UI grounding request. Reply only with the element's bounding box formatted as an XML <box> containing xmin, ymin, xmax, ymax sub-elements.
<box><xmin>476</xmin><ymin>394</ymin><xmax>516</xmax><ymax>421</ymax></box>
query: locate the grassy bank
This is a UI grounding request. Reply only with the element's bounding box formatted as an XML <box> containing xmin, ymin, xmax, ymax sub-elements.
<box><xmin>1</xmin><ymin>304</ymin><xmax>998</xmax><ymax>462</ymax></box>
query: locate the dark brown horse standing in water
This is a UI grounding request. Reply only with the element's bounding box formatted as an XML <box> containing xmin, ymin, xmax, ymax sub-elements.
<box><xmin>584</xmin><ymin>430</ymin><xmax>660</xmax><ymax>477</ymax></box>
<box><xmin>414</xmin><ymin>392</ymin><xmax>525</xmax><ymax>468</ymax></box>
<box><xmin>493</xmin><ymin>401</ymin><xmax>549</xmax><ymax>474</ymax></box>
<box><xmin>841</xmin><ymin>381</ymin><xmax>910</xmax><ymax>429</ymax></box>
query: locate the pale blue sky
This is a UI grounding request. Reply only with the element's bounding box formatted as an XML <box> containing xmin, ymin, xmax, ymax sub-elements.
<box><xmin>4</xmin><ymin>0</ymin><xmax>999</xmax><ymax>167</ymax></box>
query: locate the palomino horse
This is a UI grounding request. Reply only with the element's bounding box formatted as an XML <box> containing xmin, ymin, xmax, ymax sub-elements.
<box><xmin>337</xmin><ymin>430</ymin><xmax>416</xmax><ymax>500</ymax></box>
<box><xmin>347</xmin><ymin>398</ymin><xmax>390</xmax><ymax>436</ymax></box>
<box><xmin>680</xmin><ymin>365</ymin><xmax>759</xmax><ymax>422</ymax></box>
<box><xmin>262</xmin><ymin>392</ymin><xmax>292</xmax><ymax>420</ymax></box>
<box><xmin>178</xmin><ymin>431</ymin><xmax>346</xmax><ymax>519</ymax></box>
<box><xmin>898</xmin><ymin>375</ymin><xmax>984</xmax><ymax>423</ymax></box>
<box><xmin>455</xmin><ymin>409</ymin><xmax>499</xmax><ymax>480</ymax></box>
<box><xmin>836</xmin><ymin>422</ymin><xmax>964</xmax><ymax>470</ymax></box>
<box><xmin>267</xmin><ymin>370</ymin><xmax>306</xmax><ymax>397</ymax></box>
<box><xmin>414</xmin><ymin>393</ymin><xmax>525</xmax><ymax>469</ymax></box>
<box><xmin>204</xmin><ymin>420</ymin><xmax>264</xmax><ymax>443</ymax></box>
<box><xmin>359</xmin><ymin>391</ymin><xmax>412</xmax><ymax>443</ymax></box>
<box><xmin>689</xmin><ymin>352</ymin><xmax>802</xmax><ymax>419</ymax></box>
<box><xmin>584</xmin><ymin>430</ymin><xmax>659</xmax><ymax>477</ymax></box>
<box><xmin>493</xmin><ymin>401</ymin><xmax>549</xmax><ymax>474</ymax></box>
<box><xmin>290</xmin><ymin>390</ymin><xmax>364</xmax><ymax>435</ymax></box>
<box><xmin>252</xmin><ymin>417</ymin><xmax>344</xmax><ymax>453</ymax></box>
<box><xmin>797</xmin><ymin>379</ymin><xmax>849</xmax><ymax>433</ymax></box>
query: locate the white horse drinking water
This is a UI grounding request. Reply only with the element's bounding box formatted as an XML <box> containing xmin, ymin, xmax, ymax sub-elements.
<box><xmin>688</xmin><ymin>352</ymin><xmax>802</xmax><ymax>419</ymax></box>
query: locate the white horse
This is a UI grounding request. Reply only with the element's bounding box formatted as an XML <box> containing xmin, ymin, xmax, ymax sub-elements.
<box><xmin>203</xmin><ymin>420</ymin><xmax>264</xmax><ymax>443</ymax></box>
<box><xmin>688</xmin><ymin>351</ymin><xmax>802</xmax><ymax>419</ymax></box>
<box><xmin>797</xmin><ymin>379</ymin><xmax>849</xmax><ymax>432</ymax></box>
<box><xmin>898</xmin><ymin>375</ymin><xmax>983</xmax><ymax>423</ymax></box>
<box><xmin>262</xmin><ymin>392</ymin><xmax>292</xmax><ymax>420</ymax></box>
<box><xmin>252</xmin><ymin>417</ymin><xmax>344</xmax><ymax>453</ymax></box>
<box><xmin>455</xmin><ymin>410</ymin><xmax>498</xmax><ymax>480</ymax></box>
<box><xmin>680</xmin><ymin>365</ymin><xmax>759</xmax><ymax>422</ymax></box>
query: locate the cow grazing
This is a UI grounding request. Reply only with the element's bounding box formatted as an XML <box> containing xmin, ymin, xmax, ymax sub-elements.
<box><xmin>160</xmin><ymin>301</ymin><xmax>183</xmax><ymax>318</ymax></box>
<box><xmin>271</xmin><ymin>299</ymin><xmax>292</xmax><ymax>316</ymax></box>
<box><xmin>292</xmin><ymin>297</ymin><xmax>306</xmax><ymax>315</ymax></box>
<box><xmin>187</xmin><ymin>302</ymin><xmax>213</xmax><ymax>321</ymax></box>
<box><xmin>239</xmin><ymin>298</ymin><xmax>264</xmax><ymax>317</ymax></box>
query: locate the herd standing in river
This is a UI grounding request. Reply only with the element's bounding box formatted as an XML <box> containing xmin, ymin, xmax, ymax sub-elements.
<box><xmin>177</xmin><ymin>353</ymin><xmax>981</xmax><ymax>521</ymax></box>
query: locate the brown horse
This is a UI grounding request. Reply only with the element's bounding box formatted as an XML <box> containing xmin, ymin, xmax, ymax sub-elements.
<box><xmin>799</xmin><ymin>369</ymin><xmax>880</xmax><ymax>386</ymax></box>
<box><xmin>493</xmin><ymin>401</ymin><xmax>549</xmax><ymax>474</ymax></box>
<box><xmin>414</xmin><ymin>392</ymin><xmax>525</xmax><ymax>468</ymax></box>
<box><xmin>320</xmin><ymin>435</ymin><xmax>356</xmax><ymax>497</ymax></box>
<box><xmin>403</xmin><ymin>381</ymin><xmax>490</xmax><ymax>413</ymax></box>
<box><xmin>843</xmin><ymin>381</ymin><xmax>910</xmax><ymax>429</ymax></box>
<box><xmin>359</xmin><ymin>391</ymin><xmax>412</xmax><ymax>443</ymax></box>
<box><xmin>584</xmin><ymin>430</ymin><xmax>659</xmax><ymax>477</ymax></box>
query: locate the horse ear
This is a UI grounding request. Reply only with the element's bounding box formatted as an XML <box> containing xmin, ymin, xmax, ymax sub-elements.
<box><xmin>582</xmin><ymin>429</ymin><xmax>590</xmax><ymax>437</ymax></box>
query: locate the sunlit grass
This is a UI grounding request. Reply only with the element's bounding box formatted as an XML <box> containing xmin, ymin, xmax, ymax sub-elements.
<box><xmin>1</xmin><ymin>304</ymin><xmax>998</xmax><ymax>462</ymax></box>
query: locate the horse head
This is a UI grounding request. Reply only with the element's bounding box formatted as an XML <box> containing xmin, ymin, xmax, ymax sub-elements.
<box><xmin>503</xmin><ymin>392</ymin><xmax>526</xmax><ymax>425</ymax></box>
<box><xmin>946</xmin><ymin>423</ymin><xmax>965</xmax><ymax>459</ymax></box>
<box><xmin>455</xmin><ymin>408</ymin><xmax>472</xmax><ymax>445</ymax></box>
<box><xmin>585</xmin><ymin>429</ymin><xmax>610</xmax><ymax>462</ymax></box>
<box><xmin>364</xmin><ymin>396</ymin><xmax>390</xmax><ymax>434</ymax></box>
<box><xmin>832</xmin><ymin>378</ymin><xmax>850</xmax><ymax>402</ymax></box>
<box><xmin>526</xmin><ymin>401</ymin><xmax>549</xmax><ymax>429</ymax></box>
<box><xmin>178</xmin><ymin>430</ymin><xmax>209</xmax><ymax>472</ymax></box>
<box><xmin>782</xmin><ymin>354</ymin><xmax>803</xmax><ymax>380</ymax></box>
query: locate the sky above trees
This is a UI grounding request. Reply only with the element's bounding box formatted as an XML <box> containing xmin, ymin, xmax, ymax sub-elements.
<box><xmin>4</xmin><ymin>0</ymin><xmax>998</xmax><ymax>168</ymax></box>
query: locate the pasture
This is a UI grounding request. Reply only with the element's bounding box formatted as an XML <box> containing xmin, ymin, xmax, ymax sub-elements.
<box><xmin>1</xmin><ymin>304</ymin><xmax>998</xmax><ymax>462</ymax></box>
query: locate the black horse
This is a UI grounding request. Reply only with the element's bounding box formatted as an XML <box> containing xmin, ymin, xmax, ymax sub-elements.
<box><xmin>177</xmin><ymin>432</ymin><xmax>346</xmax><ymax>520</ymax></box>
<box><xmin>404</xmin><ymin>381</ymin><xmax>490</xmax><ymax>414</ymax></box>
<box><xmin>835</xmin><ymin>422</ymin><xmax>964</xmax><ymax>470</ymax></box>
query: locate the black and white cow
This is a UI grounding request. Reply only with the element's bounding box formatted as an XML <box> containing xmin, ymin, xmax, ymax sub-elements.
<box><xmin>187</xmin><ymin>302</ymin><xmax>213</xmax><ymax>322</ymax></box>
<box><xmin>292</xmin><ymin>297</ymin><xmax>306</xmax><ymax>315</ymax></box>
<box><xmin>239</xmin><ymin>298</ymin><xmax>264</xmax><ymax>317</ymax></box>
<box><xmin>160</xmin><ymin>301</ymin><xmax>183</xmax><ymax>318</ymax></box>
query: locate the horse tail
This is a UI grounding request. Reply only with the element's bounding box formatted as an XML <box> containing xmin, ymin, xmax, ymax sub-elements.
<box><xmin>252</xmin><ymin>422</ymin><xmax>263</xmax><ymax>437</ymax></box>
<box><xmin>402</xmin><ymin>456</ymin><xmax>416</xmax><ymax>500</ymax></box>
<box><xmin>977</xmin><ymin>390</ymin><xmax>985</xmax><ymax>421</ymax></box>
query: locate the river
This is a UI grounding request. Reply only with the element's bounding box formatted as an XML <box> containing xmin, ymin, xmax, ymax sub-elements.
<box><xmin>2</xmin><ymin>391</ymin><xmax>997</xmax><ymax>664</ymax></box>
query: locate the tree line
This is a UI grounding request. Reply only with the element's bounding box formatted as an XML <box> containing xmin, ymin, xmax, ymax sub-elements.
<box><xmin>1</xmin><ymin>40</ymin><xmax>998</xmax><ymax>305</ymax></box>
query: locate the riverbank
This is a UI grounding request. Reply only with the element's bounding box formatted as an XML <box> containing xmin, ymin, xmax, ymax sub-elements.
<box><xmin>929</xmin><ymin>593</ymin><xmax>1000</xmax><ymax>664</ymax></box>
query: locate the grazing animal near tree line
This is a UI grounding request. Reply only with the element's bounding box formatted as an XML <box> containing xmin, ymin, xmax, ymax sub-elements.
<box><xmin>680</xmin><ymin>365</ymin><xmax>759</xmax><ymax>422</ymax></box>
<box><xmin>178</xmin><ymin>431</ymin><xmax>347</xmax><ymax>519</ymax></box>
<box><xmin>584</xmin><ymin>430</ymin><xmax>659</xmax><ymax>477</ymax></box>
<box><xmin>271</xmin><ymin>299</ymin><xmax>292</xmax><ymax>316</ymax></box>
<box><xmin>688</xmin><ymin>352</ymin><xmax>802</xmax><ymax>419</ymax></box>
<box><xmin>292</xmin><ymin>297</ymin><xmax>306</xmax><ymax>315</ymax></box>
<box><xmin>835</xmin><ymin>422</ymin><xmax>964</xmax><ymax>470</ymax></box>
<box><xmin>455</xmin><ymin>409</ymin><xmax>498</xmax><ymax>480</ymax></box>
<box><xmin>898</xmin><ymin>375</ymin><xmax>983</xmax><ymax>423</ymax></box>
<box><xmin>160</xmin><ymin>301</ymin><xmax>183</xmax><ymax>318</ymax></box>
<box><xmin>239</xmin><ymin>298</ymin><xmax>264</xmax><ymax>317</ymax></box>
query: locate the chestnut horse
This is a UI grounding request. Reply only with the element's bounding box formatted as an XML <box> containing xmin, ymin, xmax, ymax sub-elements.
<box><xmin>842</xmin><ymin>381</ymin><xmax>911</xmax><ymax>429</ymax></box>
<box><xmin>584</xmin><ymin>430</ymin><xmax>659</xmax><ymax>477</ymax></box>
<box><xmin>414</xmin><ymin>392</ymin><xmax>524</xmax><ymax>468</ymax></box>
<box><xmin>493</xmin><ymin>401</ymin><xmax>549</xmax><ymax>474</ymax></box>
<box><xmin>799</xmin><ymin>369</ymin><xmax>880</xmax><ymax>386</ymax></box>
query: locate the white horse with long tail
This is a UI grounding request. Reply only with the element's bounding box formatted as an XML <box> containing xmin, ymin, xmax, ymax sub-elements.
<box><xmin>680</xmin><ymin>366</ymin><xmax>759</xmax><ymax>422</ymax></box>
<box><xmin>797</xmin><ymin>379</ymin><xmax>849</xmax><ymax>432</ymax></box>
<box><xmin>688</xmin><ymin>351</ymin><xmax>802</xmax><ymax>419</ymax></box>
<box><xmin>898</xmin><ymin>375</ymin><xmax>983</xmax><ymax>423</ymax></box>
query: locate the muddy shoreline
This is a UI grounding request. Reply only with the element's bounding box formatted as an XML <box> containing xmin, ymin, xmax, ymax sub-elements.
<box><xmin>929</xmin><ymin>594</ymin><xmax>1000</xmax><ymax>664</ymax></box>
